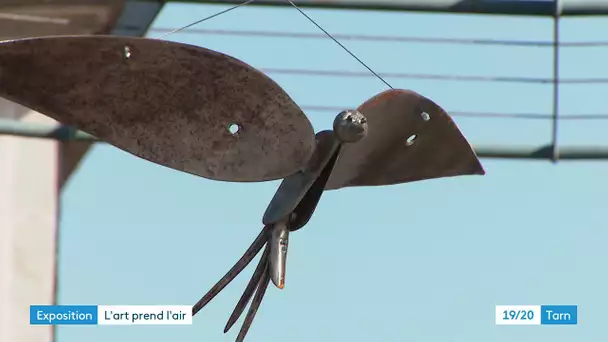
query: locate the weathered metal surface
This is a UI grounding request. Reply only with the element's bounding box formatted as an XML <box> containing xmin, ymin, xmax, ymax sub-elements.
<box><xmin>289</xmin><ymin>145</ymin><xmax>341</xmax><ymax>230</ymax></box>
<box><xmin>262</xmin><ymin>130</ymin><xmax>340</xmax><ymax>225</ymax></box>
<box><xmin>0</xmin><ymin>35</ymin><xmax>316</xmax><ymax>182</ymax></box>
<box><xmin>192</xmin><ymin>224</ymin><xmax>274</xmax><ymax>341</ymax></box>
<box><xmin>236</xmin><ymin>265</ymin><xmax>270</xmax><ymax>342</ymax></box>
<box><xmin>191</xmin><ymin>89</ymin><xmax>483</xmax><ymax>341</ymax></box>
<box><xmin>224</xmin><ymin>245</ymin><xmax>270</xmax><ymax>334</ymax></box>
<box><xmin>192</xmin><ymin>226</ymin><xmax>270</xmax><ymax>317</ymax></box>
<box><xmin>196</xmin><ymin>134</ymin><xmax>342</xmax><ymax>341</ymax></box>
<box><xmin>325</xmin><ymin>89</ymin><xmax>484</xmax><ymax>190</ymax></box>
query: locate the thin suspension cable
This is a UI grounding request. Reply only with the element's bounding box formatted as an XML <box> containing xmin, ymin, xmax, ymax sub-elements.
<box><xmin>284</xmin><ymin>0</ymin><xmax>393</xmax><ymax>90</ymax></box>
<box><xmin>147</xmin><ymin>3</ymin><xmax>608</xmax><ymax>87</ymax></box>
<box><xmin>154</xmin><ymin>0</ymin><xmax>256</xmax><ymax>39</ymax></box>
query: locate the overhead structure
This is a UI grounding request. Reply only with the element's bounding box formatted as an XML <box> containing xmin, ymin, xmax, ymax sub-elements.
<box><xmin>0</xmin><ymin>2</ymin><xmax>163</xmax><ymax>342</ymax></box>
<box><xmin>1</xmin><ymin>0</ymin><xmax>164</xmax><ymax>40</ymax></box>
<box><xmin>0</xmin><ymin>0</ymin><xmax>121</xmax><ymax>40</ymax></box>
<box><xmin>184</xmin><ymin>0</ymin><xmax>608</xmax><ymax>16</ymax></box>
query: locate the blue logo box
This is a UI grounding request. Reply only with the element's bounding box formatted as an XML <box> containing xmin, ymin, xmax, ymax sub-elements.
<box><xmin>540</xmin><ymin>305</ymin><xmax>577</xmax><ymax>325</ymax></box>
<box><xmin>30</xmin><ymin>305</ymin><xmax>98</xmax><ymax>325</ymax></box>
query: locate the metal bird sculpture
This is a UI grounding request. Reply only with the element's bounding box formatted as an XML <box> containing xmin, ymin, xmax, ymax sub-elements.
<box><xmin>0</xmin><ymin>35</ymin><xmax>484</xmax><ymax>341</ymax></box>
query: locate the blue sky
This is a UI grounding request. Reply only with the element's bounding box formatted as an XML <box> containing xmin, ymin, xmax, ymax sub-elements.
<box><xmin>57</xmin><ymin>3</ymin><xmax>608</xmax><ymax>342</ymax></box>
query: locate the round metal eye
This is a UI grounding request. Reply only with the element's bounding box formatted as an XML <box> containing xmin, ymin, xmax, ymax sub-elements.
<box><xmin>333</xmin><ymin>110</ymin><xmax>368</xmax><ymax>143</ymax></box>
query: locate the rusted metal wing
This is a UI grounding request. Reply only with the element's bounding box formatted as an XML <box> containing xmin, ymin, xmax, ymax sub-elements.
<box><xmin>325</xmin><ymin>89</ymin><xmax>484</xmax><ymax>190</ymax></box>
<box><xmin>0</xmin><ymin>35</ymin><xmax>317</xmax><ymax>182</ymax></box>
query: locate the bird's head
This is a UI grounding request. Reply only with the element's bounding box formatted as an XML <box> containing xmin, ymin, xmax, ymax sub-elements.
<box><xmin>333</xmin><ymin>110</ymin><xmax>368</xmax><ymax>143</ymax></box>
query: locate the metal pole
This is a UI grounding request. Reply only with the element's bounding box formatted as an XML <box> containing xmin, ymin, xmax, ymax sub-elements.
<box><xmin>474</xmin><ymin>145</ymin><xmax>608</xmax><ymax>160</ymax></box>
<box><xmin>551</xmin><ymin>2</ymin><xmax>560</xmax><ymax>162</ymax></box>
<box><xmin>0</xmin><ymin>120</ymin><xmax>96</xmax><ymax>141</ymax></box>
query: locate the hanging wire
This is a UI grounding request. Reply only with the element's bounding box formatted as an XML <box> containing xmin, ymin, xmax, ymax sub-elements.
<box><xmin>149</xmin><ymin>2</ymin><xmax>608</xmax><ymax>86</ymax></box>
<box><xmin>284</xmin><ymin>0</ymin><xmax>393</xmax><ymax>89</ymax></box>
<box><xmin>152</xmin><ymin>0</ymin><xmax>393</xmax><ymax>89</ymax></box>
<box><xmin>155</xmin><ymin>0</ymin><xmax>256</xmax><ymax>39</ymax></box>
<box><xmin>152</xmin><ymin>26</ymin><xmax>608</xmax><ymax>84</ymax></box>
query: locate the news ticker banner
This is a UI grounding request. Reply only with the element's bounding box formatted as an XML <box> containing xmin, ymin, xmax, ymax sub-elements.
<box><xmin>31</xmin><ymin>304</ymin><xmax>577</xmax><ymax>326</ymax></box>
<box><xmin>30</xmin><ymin>305</ymin><xmax>192</xmax><ymax>325</ymax></box>
<box><xmin>496</xmin><ymin>305</ymin><xmax>578</xmax><ymax>325</ymax></box>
